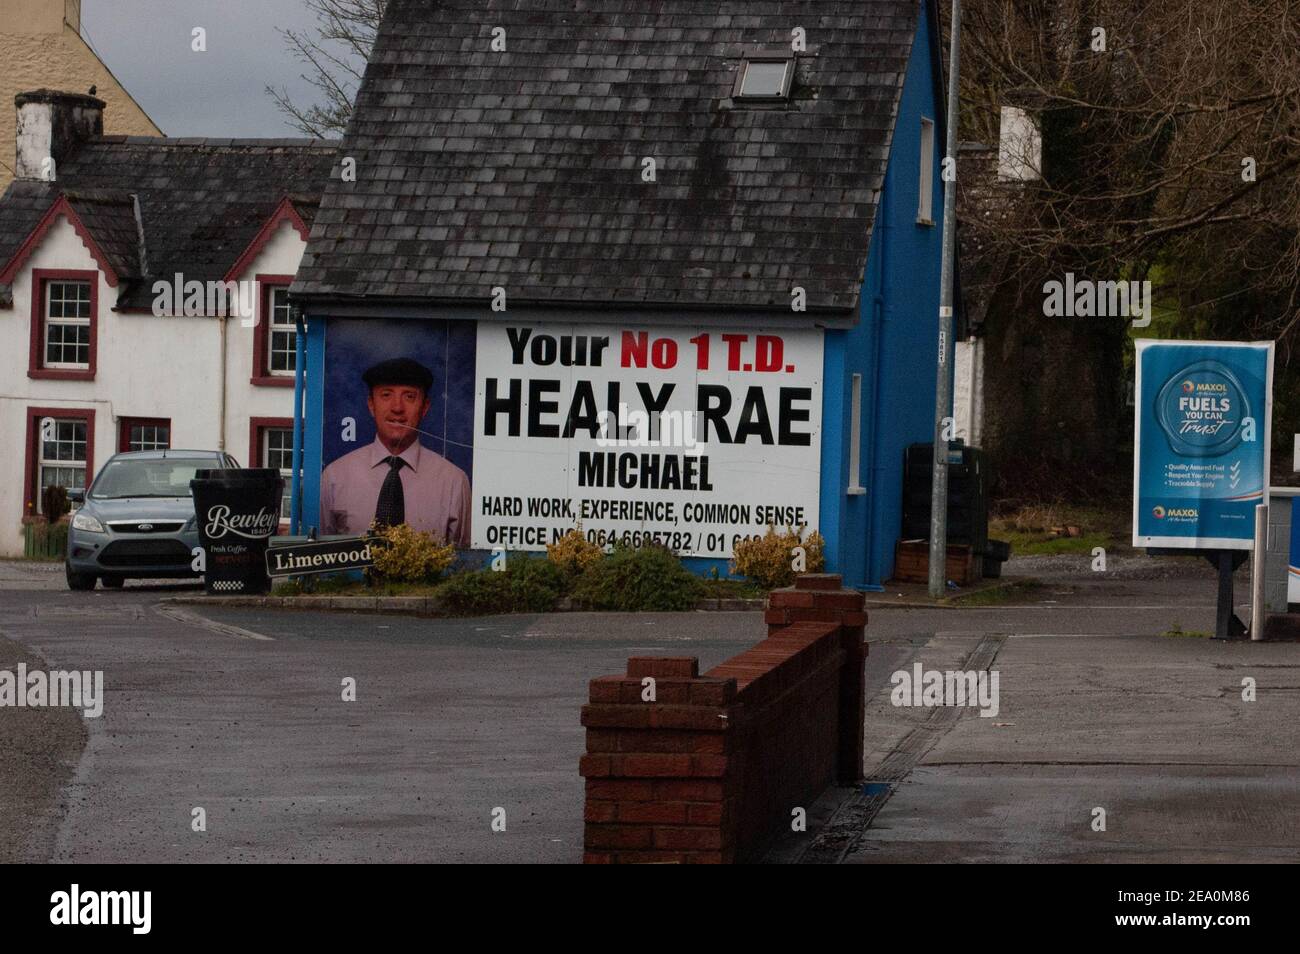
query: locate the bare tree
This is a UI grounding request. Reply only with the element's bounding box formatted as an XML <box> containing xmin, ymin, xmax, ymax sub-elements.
<box><xmin>962</xmin><ymin>0</ymin><xmax>1300</xmax><ymax>295</ymax></box>
<box><xmin>267</xmin><ymin>0</ymin><xmax>387</xmax><ymax>138</ymax></box>
<box><xmin>953</xmin><ymin>0</ymin><xmax>1300</xmax><ymax>492</ymax></box>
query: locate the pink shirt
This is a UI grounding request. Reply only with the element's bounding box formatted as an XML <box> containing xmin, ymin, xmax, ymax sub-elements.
<box><xmin>320</xmin><ymin>438</ymin><xmax>471</xmax><ymax>546</ymax></box>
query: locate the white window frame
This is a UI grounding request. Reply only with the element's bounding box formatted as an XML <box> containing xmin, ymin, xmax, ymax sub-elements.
<box><xmin>733</xmin><ymin>48</ymin><xmax>795</xmax><ymax>101</ymax></box>
<box><xmin>847</xmin><ymin>374</ymin><xmax>866</xmax><ymax>495</ymax></box>
<box><xmin>37</xmin><ymin>418</ymin><xmax>88</xmax><ymax>512</ymax></box>
<box><xmin>918</xmin><ymin>117</ymin><xmax>935</xmax><ymax>225</ymax></box>
<box><xmin>44</xmin><ymin>280</ymin><xmax>92</xmax><ymax>369</ymax></box>
<box><xmin>262</xmin><ymin>427</ymin><xmax>295</xmax><ymax>519</ymax></box>
<box><xmin>737</xmin><ymin>59</ymin><xmax>793</xmax><ymax>99</ymax></box>
<box><xmin>126</xmin><ymin>422</ymin><xmax>170</xmax><ymax>452</ymax></box>
<box><xmin>267</xmin><ymin>286</ymin><xmax>297</xmax><ymax>377</ymax></box>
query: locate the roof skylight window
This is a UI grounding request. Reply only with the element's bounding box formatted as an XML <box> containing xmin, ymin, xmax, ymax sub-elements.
<box><xmin>735</xmin><ymin>56</ymin><xmax>794</xmax><ymax>99</ymax></box>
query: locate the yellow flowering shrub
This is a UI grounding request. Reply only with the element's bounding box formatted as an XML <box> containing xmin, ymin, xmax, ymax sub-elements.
<box><xmin>369</xmin><ymin>523</ymin><xmax>456</xmax><ymax>583</ymax></box>
<box><xmin>730</xmin><ymin>525</ymin><xmax>825</xmax><ymax>590</ymax></box>
<box><xmin>546</xmin><ymin>525</ymin><xmax>605</xmax><ymax>576</ymax></box>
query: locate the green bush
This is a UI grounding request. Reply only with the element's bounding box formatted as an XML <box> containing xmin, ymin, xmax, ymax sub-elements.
<box><xmin>435</xmin><ymin>570</ymin><xmax>505</xmax><ymax>615</ymax></box>
<box><xmin>437</xmin><ymin>554</ymin><xmax>566</xmax><ymax>615</ymax></box>
<box><xmin>41</xmin><ymin>485</ymin><xmax>70</xmax><ymax>522</ymax></box>
<box><xmin>570</xmin><ymin>542</ymin><xmax>704</xmax><ymax>611</ymax></box>
<box><xmin>502</xmin><ymin>556</ymin><xmax>567</xmax><ymax>609</ymax></box>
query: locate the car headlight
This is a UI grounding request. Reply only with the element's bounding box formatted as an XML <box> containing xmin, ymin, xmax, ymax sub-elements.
<box><xmin>71</xmin><ymin>511</ymin><xmax>105</xmax><ymax>533</ymax></box>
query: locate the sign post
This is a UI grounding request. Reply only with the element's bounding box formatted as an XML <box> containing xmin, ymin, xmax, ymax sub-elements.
<box><xmin>928</xmin><ymin>0</ymin><xmax>962</xmax><ymax>599</ymax></box>
<box><xmin>1251</xmin><ymin>503</ymin><xmax>1267</xmax><ymax>641</ymax></box>
<box><xmin>1133</xmin><ymin>340</ymin><xmax>1274</xmax><ymax>639</ymax></box>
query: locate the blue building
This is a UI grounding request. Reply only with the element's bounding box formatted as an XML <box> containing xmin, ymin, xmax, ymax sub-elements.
<box><xmin>290</xmin><ymin>0</ymin><xmax>950</xmax><ymax>590</ymax></box>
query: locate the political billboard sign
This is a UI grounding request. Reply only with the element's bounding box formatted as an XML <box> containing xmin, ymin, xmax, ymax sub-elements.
<box><xmin>1133</xmin><ymin>340</ymin><xmax>1274</xmax><ymax>549</ymax></box>
<box><xmin>473</xmin><ymin>322</ymin><xmax>823</xmax><ymax>558</ymax></box>
<box><xmin>320</xmin><ymin>318</ymin><xmax>476</xmax><ymax>546</ymax></box>
<box><xmin>318</xmin><ymin>318</ymin><xmax>823</xmax><ymax>560</ymax></box>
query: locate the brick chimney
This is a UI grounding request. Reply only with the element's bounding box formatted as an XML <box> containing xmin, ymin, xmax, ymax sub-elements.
<box><xmin>14</xmin><ymin>88</ymin><xmax>103</xmax><ymax>180</ymax></box>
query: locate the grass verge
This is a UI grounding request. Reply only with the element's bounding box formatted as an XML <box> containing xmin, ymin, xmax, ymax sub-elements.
<box><xmin>990</xmin><ymin>502</ymin><xmax>1132</xmax><ymax>557</ymax></box>
<box><xmin>1161</xmin><ymin>623</ymin><xmax>1212</xmax><ymax>638</ymax></box>
<box><xmin>946</xmin><ymin>578</ymin><xmax>1041</xmax><ymax>606</ymax></box>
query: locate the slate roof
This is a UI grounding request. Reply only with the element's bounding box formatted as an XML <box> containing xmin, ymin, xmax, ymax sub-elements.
<box><xmin>64</xmin><ymin>190</ymin><xmax>145</xmax><ymax>280</ymax></box>
<box><xmin>287</xmin><ymin>195</ymin><xmax>321</xmax><ymax>232</ymax></box>
<box><xmin>0</xmin><ymin>136</ymin><xmax>337</xmax><ymax>309</ymax></box>
<box><xmin>294</xmin><ymin>0</ymin><xmax>940</xmax><ymax>316</ymax></box>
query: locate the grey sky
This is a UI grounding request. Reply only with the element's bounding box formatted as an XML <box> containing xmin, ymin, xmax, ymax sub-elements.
<box><xmin>81</xmin><ymin>0</ymin><xmax>356</xmax><ymax>138</ymax></box>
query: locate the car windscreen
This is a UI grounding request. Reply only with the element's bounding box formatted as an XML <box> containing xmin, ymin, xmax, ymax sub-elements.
<box><xmin>90</xmin><ymin>459</ymin><xmax>217</xmax><ymax>499</ymax></box>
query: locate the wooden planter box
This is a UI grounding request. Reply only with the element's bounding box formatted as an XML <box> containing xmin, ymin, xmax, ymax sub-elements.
<box><xmin>891</xmin><ymin>539</ymin><xmax>982</xmax><ymax>586</ymax></box>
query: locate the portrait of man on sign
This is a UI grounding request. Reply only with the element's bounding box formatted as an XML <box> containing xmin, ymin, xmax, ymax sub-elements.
<box><xmin>320</xmin><ymin>356</ymin><xmax>471</xmax><ymax>545</ymax></box>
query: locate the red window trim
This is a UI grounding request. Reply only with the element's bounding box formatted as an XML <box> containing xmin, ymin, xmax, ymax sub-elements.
<box><xmin>249</xmin><ymin>417</ymin><xmax>294</xmax><ymax>467</ymax></box>
<box><xmin>118</xmin><ymin>417</ymin><xmax>172</xmax><ymax>453</ymax></box>
<box><xmin>23</xmin><ymin>406</ymin><xmax>96</xmax><ymax>519</ymax></box>
<box><xmin>251</xmin><ymin>275</ymin><xmax>296</xmax><ymax>388</ymax></box>
<box><xmin>250</xmin><ymin>417</ymin><xmax>294</xmax><ymax>526</ymax></box>
<box><xmin>29</xmin><ymin>269</ymin><xmax>99</xmax><ymax>381</ymax></box>
<box><xmin>0</xmin><ymin>197</ymin><xmax>121</xmax><ymax>287</ymax></box>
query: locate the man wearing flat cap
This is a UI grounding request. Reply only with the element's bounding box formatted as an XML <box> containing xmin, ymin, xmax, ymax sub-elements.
<box><xmin>320</xmin><ymin>357</ymin><xmax>471</xmax><ymax>545</ymax></box>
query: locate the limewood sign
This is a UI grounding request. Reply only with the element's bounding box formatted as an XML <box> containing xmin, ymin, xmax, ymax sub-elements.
<box><xmin>266</xmin><ymin>537</ymin><xmax>377</xmax><ymax>577</ymax></box>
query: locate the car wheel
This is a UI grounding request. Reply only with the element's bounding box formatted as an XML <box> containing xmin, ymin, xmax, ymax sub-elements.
<box><xmin>101</xmin><ymin>575</ymin><xmax>125</xmax><ymax>589</ymax></box>
<box><xmin>65</xmin><ymin>564</ymin><xmax>96</xmax><ymax>591</ymax></box>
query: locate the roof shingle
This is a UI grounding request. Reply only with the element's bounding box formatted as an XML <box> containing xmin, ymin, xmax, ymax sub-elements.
<box><xmin>294</xmin><ymin>0</ymin><xmax>929</xmax><ymax>315</ymax></box>
<box><xmin>0</xmin><ymin>137</ymin><xmax>337</xmax><ymax>308</ymax></box>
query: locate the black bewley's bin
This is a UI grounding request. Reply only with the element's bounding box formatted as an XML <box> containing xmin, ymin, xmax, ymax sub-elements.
<box><xmin>191</xmin><ymin>468</ymin><xmax>283</xmax><ymax>595</ymax></box>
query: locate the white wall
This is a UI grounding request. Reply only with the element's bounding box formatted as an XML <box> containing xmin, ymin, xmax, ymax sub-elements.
<box><xmin>0</xmin><ymin>213</ymin><xmax>303</xmax><ymax>556</ymax></box>
<box><xmin>225</xmin><ymin>218</ymin><xmax>303</xmax><ymax>463</ymax></box>
<box><xmin>997</xmin><ymin>106</ymin><xmax>1042</xmax><ymax>182</ymax></box>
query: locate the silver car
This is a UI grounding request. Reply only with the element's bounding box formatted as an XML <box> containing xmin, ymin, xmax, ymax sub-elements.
<box><xmin>65</xmin><ymin>449</ymin><xmax>240</xmax><ymax>590</ymax></box>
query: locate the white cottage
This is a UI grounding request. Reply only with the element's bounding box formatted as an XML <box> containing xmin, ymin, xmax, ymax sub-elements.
<box><xmin>0</xmin><ymin>89</ymin><xmax>335</xmax><ymax>556</ymax></box>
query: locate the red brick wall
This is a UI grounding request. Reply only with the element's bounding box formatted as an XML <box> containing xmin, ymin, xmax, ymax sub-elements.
<box><xmin>580</xmin><ymin>574</ymin><xmax>867</xmax><ymax>863</ymax></box>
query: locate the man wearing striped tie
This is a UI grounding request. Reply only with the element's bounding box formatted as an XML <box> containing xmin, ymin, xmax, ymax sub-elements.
<box><xmin>319</xmin><ymin>357</ymin><xmax>471</xmax><ymax>546</ymax></box>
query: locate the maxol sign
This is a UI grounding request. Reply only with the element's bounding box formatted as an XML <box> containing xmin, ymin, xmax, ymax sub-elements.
<box><xmin>1133</xmin><ymin>340</ymin><xmax>1274</xmax><ymax>549</ymax></box>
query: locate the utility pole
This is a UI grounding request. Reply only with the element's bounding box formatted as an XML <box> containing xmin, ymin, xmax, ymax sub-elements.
<box><xmin>929</xmin><ymin>0</ymin><xmax>962</xmax><ymax>598</ymax></box>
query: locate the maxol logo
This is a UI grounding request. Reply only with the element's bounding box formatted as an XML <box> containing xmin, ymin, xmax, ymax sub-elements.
<box><xmin>1155</xmin><ymin>360</ymin><xmax>1249</xmax><ymax>458</ymax></box>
